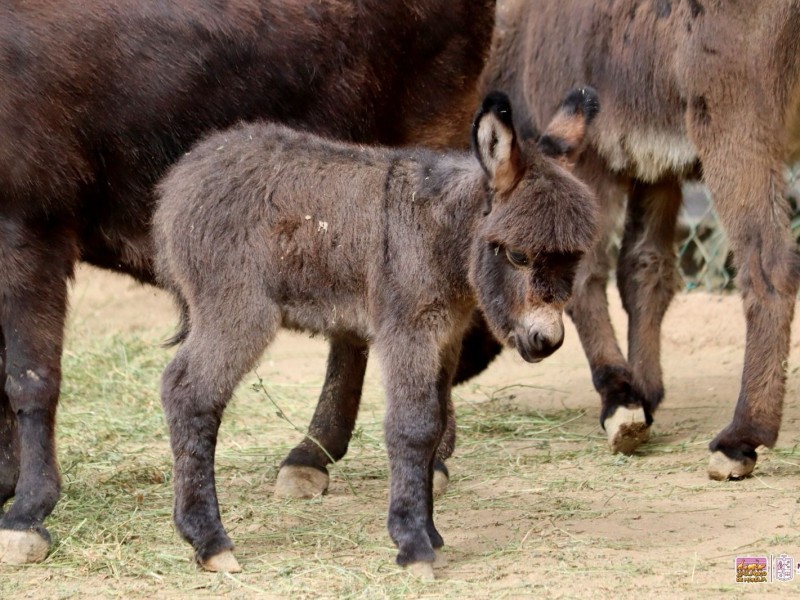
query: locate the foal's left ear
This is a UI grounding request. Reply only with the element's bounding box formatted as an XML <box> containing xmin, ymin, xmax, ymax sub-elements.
<box><xmin>471</xmin><ymin>91</ymin><xmax>524</xmax><ymax>195</ymax></box>
<box><xmin>538</xmin><ymin>86</ymin><xmax>600</xmax><ymax>170</ymax></box>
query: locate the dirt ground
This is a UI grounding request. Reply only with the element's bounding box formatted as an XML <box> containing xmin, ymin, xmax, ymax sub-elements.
<box><xmin>3</xmin><ymin>265</ymin><xmax>800</xmax><ymax>599</ymax></box>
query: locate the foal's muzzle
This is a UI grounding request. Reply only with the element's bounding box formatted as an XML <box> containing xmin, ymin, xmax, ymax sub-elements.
<box><xmin>511</xmin><ymin>308</ymin><xmax>565</xmax><ymax>363</ymax></box>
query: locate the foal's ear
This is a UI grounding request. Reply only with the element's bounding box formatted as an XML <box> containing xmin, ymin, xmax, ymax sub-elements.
<box><xmin>471</xmin><ymin>91</ymin><xmax>524</xmax><ymax>195</ymax></box>
<box><xmin>538</xmin><ymin>86</ymin><xmax>599</xmax><ymax>170</ymax></box>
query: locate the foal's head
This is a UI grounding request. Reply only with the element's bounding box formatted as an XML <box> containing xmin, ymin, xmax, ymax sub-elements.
<box><xmin>469</xmin><ymin>89</ymin><xmax>599</xmax><ymax>362</ymax></box>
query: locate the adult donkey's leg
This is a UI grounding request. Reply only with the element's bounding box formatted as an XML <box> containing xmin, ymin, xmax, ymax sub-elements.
<box><xmin>278</xmin><ymin>329</ymin><xmax>463</xmax><ymax>500</ymax></box>
<box><xmin>0</xmin><ymin>327</ymin><xmax>20</xmax><ymax>513</ymax></box>
<box><xmin>276</xmin><ymin>335</ymin><xmax>368</xmax><ymax>499</ymax></box>
<box><xmin>565</xmin><ymin>157</ymin><xmax>651</xmax><ymax>453</ymax></box>
<box><xmin>451</xmin><ymin>312</ymin><xmax>503</xmax><ymax>385</ymax></box>
<box><xmin>615</xmin><ymin>178</ymin><xmax>683</xmax><ymax>441</ymax></box>
<box><xmin>698</xmin><ymin>146</ymin><xmax>800</xmax><ymax>480</ymax></box>
<box><xmin>0</xmin><ymin>220</ymin><xmax>76</xmax><ymax>564</ymax></box>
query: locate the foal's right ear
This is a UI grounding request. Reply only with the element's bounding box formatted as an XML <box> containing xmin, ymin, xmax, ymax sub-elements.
<box><xmin>471</xmin><ymin>91</ymin><xmax>524</xmax><ymax>195</ymax></box>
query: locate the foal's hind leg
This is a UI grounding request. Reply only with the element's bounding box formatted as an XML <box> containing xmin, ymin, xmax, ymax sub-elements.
<box><xmin>161</xmin><ymin>298</ymin><xmax>280</xmax><ymax>572</ymax></box>
<box><xmin>697</xmin><ymin>150</ymin><xmax>800</xmax><ymax>480</ymax></box>
<box><xmin>276</xmin><ymin>335</ymin><xmax>368</xmax><ymax>499</ymax></box>
<box><xmin>614</xmin><ymin>178</ymin><xmax>682</xmax><ymax>447</ymax></box>
<box><xmin>431</xmin><ymin>396</ymin><xmax>456</xmax><ymax>498</ymax></box>
<box><xmin>428</xmin><ymin>311</ymin><xmax>503</xmax><ymax>494</ymax></box>
<box><xmin>402</xmin><ymin>311</ymin><xmax>497</xmax><ymax>498</ymax></box>
<box><xmin>429</xmin><ymin>339</ymin><xmax>461</xmax><ymax>541</ymax></box>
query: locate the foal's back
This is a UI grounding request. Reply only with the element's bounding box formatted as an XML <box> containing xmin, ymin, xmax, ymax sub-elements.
<box><xmin>155</xmin><ymin>122</ymin><xmax>478</xmax><ymax>336</ymax></box>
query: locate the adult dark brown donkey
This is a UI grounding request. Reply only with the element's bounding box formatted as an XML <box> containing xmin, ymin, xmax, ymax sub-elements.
<box><xmin>0</xmin><ymin>0</ymin><xmax>497</xmax><ymax>565</ymax></box>
<box><xmin>480</xmin><ymin>0</ymin><xmax>800</xmax><ymax>479</ymax></box>
<box><xmin>154</xmin><ymin>89</ymin><xmax>599</xmax><ymax>575</ymax></box>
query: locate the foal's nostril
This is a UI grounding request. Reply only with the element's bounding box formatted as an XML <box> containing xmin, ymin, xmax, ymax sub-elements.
<box><xmin>515</xmin><ymin>308</ymin><xmax>565</xmax><ymax>362</ymax></box>
<box><xmin>529</xmin><ymin>330</ymin><xmax>564</xmax><ymax>358</ymax></box>
<box><xmin>532</xmin><ymin>331</ymin><xmax>545</xmax><ymax>353</ymax></box>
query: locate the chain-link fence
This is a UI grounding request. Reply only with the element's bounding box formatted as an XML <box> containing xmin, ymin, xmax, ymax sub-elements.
<box><xmin>611</xmin><ymin>166</ymin><xmax>800</xmax><ymax>291</ymax></box>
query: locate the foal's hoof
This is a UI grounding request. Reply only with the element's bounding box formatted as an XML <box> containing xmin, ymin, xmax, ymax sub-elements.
<box><xmin>0</xmin><ymin>529</ymin><xmax>50</xmax><ymax>564</ymax></box>
<box><xmin>708</xmin><ymin>451</ymin><xmax>756</xmax><ymax>481</ymax></box>
<box><xmin>406</xmin><ymin>560</ymin><xmax>436</xmax><ymax>581</ymax></box>
<box><xmin>200</xmin><ymin>549</ymin><xmax>242</xmax><ymax>573</ymax></box>
<box><xmin>604</xmin><ymin>406</ymin><xmax>650</xmax><ymax>455</ymax></box>
<box><xmin>432</xmin><ymin>469</ymin><xmax>449</xmax><ymax>498</ymax></box>
<box><xmin>274</xmin><ymin>465</ymin><xmax>329</xmax><ymax>499</ymax></box>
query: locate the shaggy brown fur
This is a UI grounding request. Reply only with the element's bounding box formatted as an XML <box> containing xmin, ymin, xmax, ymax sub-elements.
<box><xmin>0</xmin><ymin>0</ymin><xmax>497</xmax><ymax>564</ymax></box>
<box><xmin>479</xmin><ymin>0</ymin><xmax>800</xmax><ymax>477</ymax></box>
<box><xmin>154</xmin><ymin>90</ymin><xmax>599</xmax><ymax>571</ymax></box>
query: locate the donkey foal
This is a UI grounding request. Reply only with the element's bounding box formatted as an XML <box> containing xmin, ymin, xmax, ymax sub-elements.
<box><xmin>154</xmin><ymin>90</ymin><xmax>598</xmax><ymax>575</ymax></box>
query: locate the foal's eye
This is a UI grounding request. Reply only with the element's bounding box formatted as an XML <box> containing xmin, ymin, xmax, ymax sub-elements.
<box><xmin>504</xmin><ymin>248</ymin><xmax>530</xmax><ymax>268</ymax></box>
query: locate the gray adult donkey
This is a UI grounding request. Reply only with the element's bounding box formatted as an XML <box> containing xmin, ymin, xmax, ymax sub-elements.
<box><xmin>154</xmin><ymin>89</ymin><xmax>599</xmax><ymax>576</ymax></box>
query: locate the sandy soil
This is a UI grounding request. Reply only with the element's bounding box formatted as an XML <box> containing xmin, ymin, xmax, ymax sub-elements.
<box><xmin>5</xmin><ymin>265</ymin><xmax>800</xmax><ymax>598</ymax></box>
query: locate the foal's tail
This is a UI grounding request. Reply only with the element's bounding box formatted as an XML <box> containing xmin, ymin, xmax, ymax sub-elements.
<box><xmin>163</xmin><ymin>299</ymin><xmax>190</xmax><ymax>347</ymax></box>
<box><xmin>160</xmin><ymin>285</ymin><xmax>191</xmax><ymax>348</ymax></box>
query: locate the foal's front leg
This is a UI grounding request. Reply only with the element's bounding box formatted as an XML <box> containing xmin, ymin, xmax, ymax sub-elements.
<box><xmin>376</xmin><ymin>329</ymin><xmax>448</xmax><ymax>579</ymax></box>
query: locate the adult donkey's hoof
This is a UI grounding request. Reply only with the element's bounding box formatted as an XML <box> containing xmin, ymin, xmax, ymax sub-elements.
<box><xmin>432</xmin><ymin>548</ymin><xmax>447</xmax><ymax>568</ymax></box>
<box><xmin>432</xmin><ymin>470</ymin><xmax>449</xmax><ymax>498</ymax></box>
<box><xmin>199</xmin><ymin>549</ymin><xmax>242</xmax><ymax>573</ymax></box>
<box><xmin>708</xmin><ymin>451</ymin><xmax>756</xmax><ymax>481</ymax></box>
<box><xmin>0</xmin><ymin>529</ymin><xmax>50</xmax><ymax>564</ymax></box>
<box><xmin>406</xmin><ymin>560</ymin><xmax>436</xmax><ymax>581</ymax></box>
<box><xmin>432</xmin><ymin>465</ymin><xmax>449</xmax><ymax>498</ymax></box>
<box><xmin>274</xmin><ymin>465</ymin><xmax>329</xmax><ymax>499</ymax></box>
<box><xmin>604</xmin><ymin>406</ymin><xmax>650</xmax><ymax>455</ymax></box>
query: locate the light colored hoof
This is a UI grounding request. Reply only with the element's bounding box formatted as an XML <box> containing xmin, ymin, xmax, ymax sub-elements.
<box><xmin>708</xmin><ymin>451</ymin><xmax>756</xmax><ymax>481</ymax></box>
<box><xmin>0</xmin><ymin>529</ymin><xmax>50</xmax><ymax>564</ymax></box>
<box><xmin>274</xmin><ymin>465</ymin><xmax>329</xmax><ymax>499</ymax></box>
<box><xmin>432</xmin><ymin>469</ymin><xmax>449</xmax><ymax>498</ymax></box>
<box><xmin>604</xmin><ymin>406</ymin><xmax>650</xmax><ymax>455</ymax></box>
<box><xmin>406</xmin><ymin>560</ymin><xmax>436</xmax><ymax>581</ymax></box>
<box><xmin>200</xmin><ymin>549</ymin><xmax>242</xmax><ymax>573</ymax></box>
<box><xmin>433</xmin><ymin>548</ymin><xmax>447</xmax><ymax>568</ymax></box>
